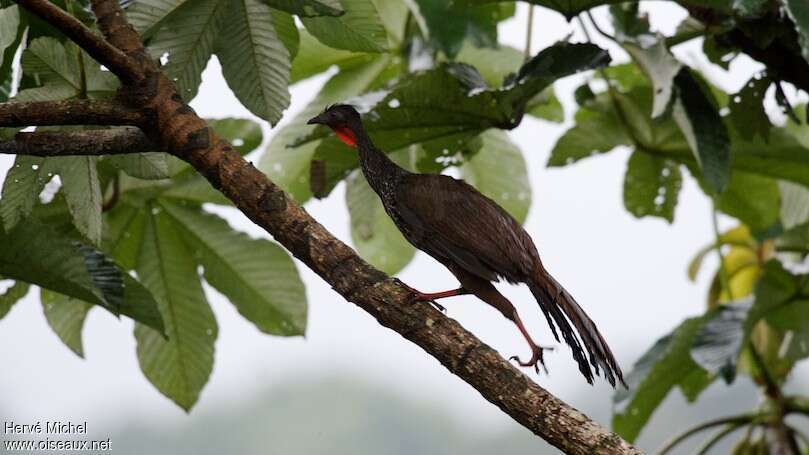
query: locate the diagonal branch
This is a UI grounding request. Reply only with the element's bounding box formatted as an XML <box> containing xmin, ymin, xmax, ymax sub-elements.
<box><xmin>0</xmin><ymin>100</ymin><xmax>145</xmax><ymax>127</ymax></box>
<box><xmin>0</xmin><ymin>127</ymin><xmax>152</xmax><ymax>156</ymax></box>
<box><xmin>15</xmin><ymin>0</ymin><xmax>143</xmax><ymax>83</ymax></box>
<box><xmin>12</xmin><ymin>0</ymin><xmax>641</xmax><ymax>453</ymax></box>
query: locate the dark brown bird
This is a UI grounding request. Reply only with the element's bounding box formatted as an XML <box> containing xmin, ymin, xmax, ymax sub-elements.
<box><xmin>308</xmin><ymin>104</ymin><xmax>625</xmax><ymax>387</ymax></box>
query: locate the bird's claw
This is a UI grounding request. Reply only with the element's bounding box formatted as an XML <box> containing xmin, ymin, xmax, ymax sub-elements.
<box><xmin>510</xmin><ymin>345</ymin><xmax>554</xmax><ymax>375</ymax></box>
<box><xmin>391</xmin><ymin>278</ymin><xmax>446</xmax><ymax>313</ymax></box>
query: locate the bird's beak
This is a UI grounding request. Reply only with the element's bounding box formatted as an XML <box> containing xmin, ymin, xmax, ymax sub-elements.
<box><xmin>307</xmin><ymin>113</ymin><xmax>326</xmax><ymax>125</ymax></box>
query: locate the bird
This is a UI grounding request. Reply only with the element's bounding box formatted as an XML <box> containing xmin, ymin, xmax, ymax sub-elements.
<box><xmin>308</xmin><ymin>104</ymin><xmax>625</xmax><ymax>387</ymax></box>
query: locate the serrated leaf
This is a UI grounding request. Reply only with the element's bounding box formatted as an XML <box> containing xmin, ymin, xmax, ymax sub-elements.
<box><xmin>346</xmin><ymin>152</ymin><xmax>416</xmax><ymax>275</ymax></box>
<box><xmin>160</xmin><ymin>201</ymin><xmax>307</xmax><ymax>335</ymax></box>
<box><xmin>301</xmin><ymin>0</ymin><xmax>387</xmax><ymax>53</ymax></box>
<box><xmin>0</xmin><ymin>220</ymin><xmax>163</xmax><ymax>331</ymax></box>
<box><xmin>0</xmin><ymin>280</ymin><xmax>29</xmax><ymax>320</ymax></box>
<box><xmin>291</xmin><ymin>28</ymin><xmax>369</xmax><ymax>83</ymax></box>
<box><xmin>127</xmin><ymin>0</ymin><xmax>191</xmax><ymax>39</ymax></box>
<box><xmin>548</xmin><ymin>98</ymin><xmax>629</xmax><ymax>166</ymax></box>
<box><xmin>266</xmin><ymin>0</ymin><xmax>343</xmax><ymax>17</ymax></box>
<box><xmin>461</xmin><ymin>130</ymin><xmax>531</xmax><ymax>223</ymax></box>
<box><xmin>41</xmin><ymin>289</ymin><xmax>93</xmax><ymax>358</ymax></box>
<box><xmin>53</xmin><ymin>156</ymin><xmax>103</xmax><ymax>245</ymax></box>
<box><xmin>106</xmin><ymin>153</ymin><xmax>169</xmax><ymax>180</ymax></box>
<box><xmin>411</xmin><ymin>0</ymin><xmax>501</xmax><ymax>58</ymax></box>
<box><xmin>216</xmin><ymin>0</ymin><xmax>291</xmax><ymax>124</ymax></box>
<box><xmin>673</xmin><ymin>68</ymin><xmax>730</xmax><ymax>194</ymax></box>
<box><xmin>0</xmin><ymin>155</ymin><xmax>51</xmax><ymax>230</ymax></box>
<box><xmin>729</xmin><ymin>73</ymin><xmax>771</xmax><ymax>141</ymax></box>
<box><xmin>148</xmin><ymin>0</ymin><xmax>227</xmax><ymax>101</ymax></box>
<box><xmin>623</xmin><ymin>151</ymin><xmax>682</xmax><ymax>222</ymax></box>
<box><xmin>0</xmin><ymin>5</ymin><xmax>23</xmax><ymax>102</ymax></box>
<box><xmin>455</xmin><ymin>42</ymin><xmax>521</xmax><ymax>86</ymax></box>
<box><xmin>259</xmin><ymin>56</ymin><xmax>394</xmax><ymax>202</ymax></box>
<box><xmin>0</xmin><ymin>5</ymin><xmax>19</xmax><ymax>64</ymax></box>
<box><xmin>713</xmin><ymin>171</ymin><xmax>780</xmax><ymax>233</ymax></box>
<box><xmin>612</xmin><ymin>317</ymin><xmax>711</xmax><ymax>442</ymax></box>
<box><xmin>135</xmin><ymin>204</ymin><xmax>216</xmax><ymax>411</ymax></box>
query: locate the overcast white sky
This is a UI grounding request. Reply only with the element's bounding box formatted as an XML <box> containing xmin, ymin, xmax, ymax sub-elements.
<box><xmin>1</xmin><ymin>2</ymin><xmax>807</xmax><ymax>453</ymax></box>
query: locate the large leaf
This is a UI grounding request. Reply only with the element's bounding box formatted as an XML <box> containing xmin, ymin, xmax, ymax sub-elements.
<box><xmin>411</xmin><ymin>0</ymin><xmax>503</xmax><ymax>58</ymax></box>
<box><xmin>160</xmin><ymin>201</ymin><xmax>307</xmax><ymax>335</ymax></box>
<box><xmin>690</xmin><ymin>298</ymin><xmax>753</xmax><ymax>384</ymax></box>
<box><xmin>259</xmin><ymin>55</ymin><xmax>394</xmax><ymax>202</ymax></box>
<box><xmin>54</xmin><ymin>156</ymin><xmax>103</xmax><ymax>245</ymax></box>
<box><xmin>346</xmin><ymin>151</ymin><xmax>416</xmax><ymax>275</ymax></box>
<box><xmin>0</xmin><ymin>155</ymin><xmax>51</xmax><ymax>230</ymax></box>
<box><xmin>301</xmin><ymin>0</ymin><xmax>387</xmax><ymax>53</ymax></box>
<box><xmin>0</xmin><ymin>5</ymin><xmax>19</xmax><ymax>64</ymax></box>
<box><xmin>290</xmin><ymin>28</ymin><xmax>370</xmax><ymax>83</ymax></box>
<box><xmin>0</xmin><ymin>4</ymin><xmax>23</xmax><ymax>102</ymax></box>
<box><xmin>548</xmin><ymin>97</ymin><xmax>630</xmax><ymax>166</ymax></box>
<box><xmin>784</xmin><ymin>0</ymin><xmax>809</xmax><ymax>65</ymax></box>
<box><xmin>728</xmin><ymin>73</ymin><xmax>771</xmax><ymax>141</ymax></box>
<box><xmin>148</xmin><ymin>0</ymin><xmax>227</xmax><ymax>100</ymax></box>
<box><xmin>0</xmin><ymin>280</ymin><xmax>29</xmax><ymax>320</ymax></box>
<box><xmin>461</xmin><ymin>130</ymin><xmax>531</xmax><ymax>223</ymax></box>
<box><xmin>672</xmin><ymin>68</ymin><xmax>730</xmax><ymax>194</ymax></box>
<box><xmin>216</xmin><ymin>0</ymin><xmax>291</xmax><ymax>124</ymax></box>
<box><xmin>135</xmin><ymin>204</ymin><xmax>217</xmax><ymax>411</ymax></box>
<box><xmin>712</xmin><ymin>170</ymin><xmax>780</xmax><ymax>233</ymax></box>
<box><xmin>623</xmin><ymin>151</ymin><xmax>682</xmax><ymax>222</ymax></box>
<box><xmin>612</xmin><ymin>317</ymin><xmax>712</xmax><ymax>442</ymax></box>
<box><xmin>0</xmin><ymin>221</ymin><xmax>164</xmax><ymax>331</ymax></box>
<box><xmin>127</xmin><ymin>0</ymin><xmax>190</xmax><ymax>39</ymax></box>
<box><xmin>623</xmin><ymin>39</ymin><xmax>680</xmax><ymax>118</ymax></box>
<box><xmin>106</xmin><ymin>153</ymin><xmax>169</xmax><ymax>180</ymax></box>
<box><xmin>779</xmin><ymin>181</ymin><xmax>809</xmax><ymax>230</ymax></box>
<box><xmin>41</xmin><ymin>289</ymin><xmax>93</xmax><ymax>358</ymax></box>
<box><xmin>266</xmin><ymin>0</ymin><xmax>343</xmax><ymax>17</ymax></box>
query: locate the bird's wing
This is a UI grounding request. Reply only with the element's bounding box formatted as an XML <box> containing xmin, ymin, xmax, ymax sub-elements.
<box><xmin>395</xmin><ymin>173</ymin><xmax>537</xmax><ymax>283</ymax></box>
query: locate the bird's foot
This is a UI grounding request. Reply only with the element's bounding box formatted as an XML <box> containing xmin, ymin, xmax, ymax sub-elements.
<box><xmin>509</xmin><ymin>344</ymin><xmax>554</xmax><ymax>375</ymax></box>
<box><xmin>391</xmin><ymin>278</ymin><xmax>447</xmax><ymax>313</ymax></box>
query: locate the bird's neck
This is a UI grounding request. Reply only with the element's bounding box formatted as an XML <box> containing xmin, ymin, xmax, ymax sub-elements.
<box><xmin>354</xmin><ymin>131</ymin><xmax>408</xmax><ymax>197</ymax></box>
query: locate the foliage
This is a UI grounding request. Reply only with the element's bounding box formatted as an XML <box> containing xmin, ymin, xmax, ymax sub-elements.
<box><xmin>1</xmin><ymin>1</ymin><xmax>809</xmax><ymax>449</ymax></box>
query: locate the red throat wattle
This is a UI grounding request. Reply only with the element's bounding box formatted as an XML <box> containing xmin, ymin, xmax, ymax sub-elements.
<box><xmin>333</xmin><ymin>126</ymin><xmax>357</xmax><ymax>148</ymax></box>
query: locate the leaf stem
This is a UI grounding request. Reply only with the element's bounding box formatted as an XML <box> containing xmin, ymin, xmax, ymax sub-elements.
<box><xmin>695</xmin><ymin>422</ymin><xmax>747</xmax><ymax>455</ymax></box>
<box><xmin>656</xmin><ymin>413</ymin><xmax>758</xmax><ymax>454</ymax></box>
<box><xmin>524</xmin><ymin>5</ymin><xmax>534</xmax><ymax>61</ymax></box>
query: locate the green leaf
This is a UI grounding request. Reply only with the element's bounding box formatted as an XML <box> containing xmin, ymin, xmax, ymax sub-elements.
<box><xmin>127</xmin><ymin>0</ymin><xmax>191</xmax><ymax>39</ymax></box>
<box><xmin>0</xmin><ymin>155</ymin><xmax>51</xmax><ymax>230</ymax></box>
<box><xmin>548</xmin><ymin>98</ymin><xmax>630</xmax><ymax>166</ymax></box>
<box><xmin>673</xmin><ymin>68</ymin><xmax>730</xmax><ymax>194</ymax></box>
<box><xmin>461</xmin><ymin>130</ymin><xmax>531</xmax><ymax>223</ymax></box>
<box><xmin>728</xmin><ymin>73</ymin><xmax>771</xmax><ymax>141</ymax></box>
<box><xmin>160</xmin><ymin>201</ymin><xmax>307</xmax><ymax>335</ymax></box>
<box><xmin>779</xmin><ymin>181</ymin><xmax>809</xmax><ymax>230</ymax></box>
<box><xmin>454</xmin><ymin>42</ymin><xmax>521</xmax><ymax>86</ymax></box>
<box><xmin>0</xmin><ymin>5</ymin><xmax>19</xmax><ymax>63</ymax></box>
<box><xmin>148</xmin><ymin>0</ymin><xmax>227</xmax><ymax>101</ymax></box>
<box><xmin>623</xmin><ymin>151</ymin><xmax>682</xmax><ymax>222</ymax></box>
<box><xmin>135</xmin><ymin>204</ymin><xmax>217</xmax><ymax>411</ymax></box>
<box><xmin>0</xmin><ymin>220</ymin><xmax>164</xmax><ymax>332</ymax></box>
<box><xmin>216</xmin><ymin>0</ymin><xmax>291</xmax><ymax>124</ymax></box>
<box><xmin>290</xmin><ymin>28</ymin><xmax>369</xmax><ymax>83</ymax></box>
<box><xmin>346</xmin><ymin>167</ymin><xmax>416</xmax><ymax>275</ymax></box>
<box><xmin>265</xmin><ymin>0</ymin><xmax>343</xmax><ymax>17</ymax></box>
<box><xmin>259</xmin><ymin>56</ymin><xmax>394</xmax><ymax>202</ymax></box>
<box><xmin>609</xmin><ymin>3</ymin><xmax>650</xmax><ymax>38</ymax></box>
<box><xmin>41</xmin><ymin>289</ymin><xmax>93</xmax><ymax>358</ymax></box>
<box><xmin>301</xmin><ymin>0</ymin><xmax>387</xmax><ymax>53</ymax></box>
<box><xmin>713</xmin><ymin>171</ymin><xmax>780</xmax><ymax>233</ymax></box>
<box><xmin>622</xmin><ymin>39</ymin><xmax>681</xmax><ymax>118</ymax></box>
<box><xmin>0</xmin><ymin>280</ymin><xmax>29</xmax><ymax>320</ymax></box>
<box><xmin>526</xmin><ymin>87</ymin><xmax>564</xmax><ymax>123</ymax></box>
<box><xmin>0</xmin><ymin>5</ymin><xmax>23</xmax><ymax>102</ymax></box>
<box><xmin>412</xmin><ymin>0</ymin><xmax>501</xmax><ymax>58</ymax></box>
<box><xmin>612</xmin><ymin>317</ymin><xmax>711</xmax><ymax>442</ymax></box>
<box><xmin>691</xmin><ymin>298</ymin><xmax>753</xmax><ymax>383</ymax></box>
<box><xmin>54</xmin><ymin>156</ymin><xmax>103</xmax><ymax>245</ymax></box>
<box><xmin>106</xmin><ymin>153</ymin><xmax>169</xmax><ymax>180</ymax></box>
<box><xmin>784</xmin><ymin>0</ymin><xmax>809</xmax><ymax>65</ymax></box>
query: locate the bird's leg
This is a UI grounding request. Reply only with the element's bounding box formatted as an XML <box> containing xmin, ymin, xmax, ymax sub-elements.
<box><xmin>391</xmin><ymin>278</ymin><xmax>468</xmax><ymax>313</ymax></box>
<box><xmin>508</xmin><ymin>310</ymin><xmax>554</xmax><ymax>375</ymax></box>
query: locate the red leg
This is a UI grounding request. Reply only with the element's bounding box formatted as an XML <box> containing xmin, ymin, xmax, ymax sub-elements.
<box><xmin>392</xmin><ymin>279</ymin><xmax>468</xmax><ymax>312</ymax></box>
<box><xmin>509</xmin><ymin>310</ymin><xmax>554</xmax><ymax>374</ymax></box>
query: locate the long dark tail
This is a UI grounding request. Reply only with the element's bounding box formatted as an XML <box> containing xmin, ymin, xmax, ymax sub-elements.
<box><xmin>528</xmin><ymin>268</ymin><xmax>625</xmax><ymax>387</ymax></box>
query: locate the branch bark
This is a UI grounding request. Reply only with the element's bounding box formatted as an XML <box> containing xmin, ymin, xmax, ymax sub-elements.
<box><xmin>0</xmin><ymin>100</ymin><xmax>145</xmax><ymax>127</ymax></box>
<box><xmin>0</xmin><ymin>127</ymin><xmax>151</xmax><ymax>156</ymax></box>
<box><xmin>12</xmin><ymin>1</ymin><xmax>641</xmax><ymax>453</ymax></box>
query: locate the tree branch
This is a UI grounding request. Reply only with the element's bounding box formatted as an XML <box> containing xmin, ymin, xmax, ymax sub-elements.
<box><xmin>0</xmin><ymin>127</ymin><xmax>152</xmax><ymax>156</ymax></box>
<box><xmin>10</xmin><ymin>0</ymin><xmax>641</xmax><ymax>453</ymax></box>
<box><xmin>0</xmin><ymin>100</ymin><xmax>145</xmax><ymax>127</ymax></box>
<box><xmin>15</xmin><ymin>0</ymin><xmax>143</xmax><ymax>83</ymax></box>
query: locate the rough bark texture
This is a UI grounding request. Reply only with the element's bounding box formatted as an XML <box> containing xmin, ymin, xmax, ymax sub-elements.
<box><xmin>0</xmin><ymin>127</ymin><xmax>151</xmax><ymax>156</ymax></box>
<box><xmin>0</xmin><ymin>100</ymin><xmax>145</xmax><ymax>127</ymax></box>
<box><xmin>6</xmin><ymin>1</ymin><xmax>642</xmax><ymax>453</ymax></box>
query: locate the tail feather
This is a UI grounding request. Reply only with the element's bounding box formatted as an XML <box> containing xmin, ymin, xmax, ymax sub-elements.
<box><xmin>529</xmin><ymin>270</ymin><xmax>625</xmax><ymax>387</ymax></box>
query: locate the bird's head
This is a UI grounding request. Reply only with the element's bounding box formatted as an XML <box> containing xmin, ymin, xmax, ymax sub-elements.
<box><xmin>307</xmin><ymin>104</ymin><xmax>363</xmax><ymax>148</ymax></box>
